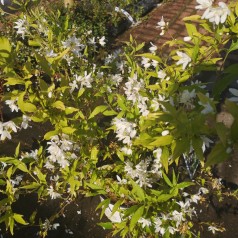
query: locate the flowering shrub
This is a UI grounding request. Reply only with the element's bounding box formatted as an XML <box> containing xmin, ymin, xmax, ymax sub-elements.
<box><xmin>0</xmin><ymin>0</ymin><xmax>238</xmax><ymax>237</ymax></box>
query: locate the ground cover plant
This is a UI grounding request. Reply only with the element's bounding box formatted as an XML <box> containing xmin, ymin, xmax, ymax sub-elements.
<box><xmin>0</xmin><ymin>0</ymin><xmax>238</xmax><ymax>237</ymax></box>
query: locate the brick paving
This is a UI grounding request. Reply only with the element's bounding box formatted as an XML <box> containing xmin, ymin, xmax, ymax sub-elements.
<box><xmin>116</xmin><ymin>0</ymin><xmax>230</xmax><ymax>54</ymax></box>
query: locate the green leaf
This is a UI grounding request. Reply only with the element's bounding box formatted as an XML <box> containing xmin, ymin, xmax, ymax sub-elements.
<box><xmin>34</xmin><ymin>167</ymin><xmax>46</xmax><ymax>184</ymax></box>
<box><xmin>117</xmin><ymin>95</ymin><xmax>127</xmax><ymax>111</ymax></box>
<box><xmin>213</xmin><ymin>64</ymin><xmax>238</xmax><ymax>99</ymax></box>
<box><xmin>136</xmin><ymin>53</ymin><xmax>162</xmax><ymax>63</ymax></box>
<box><xmin>176</xmin><ymin>181</ymin><xmax>194</xmax><ymax>189</ymax></box>
<box><xmin>228</xmin><ymin>40</ymin><xmax>238</xmax><ymax>54</ymax></box>
<box><xmin>129</xmin><ymin>205</ymin><xmax>144</xmax><ymax>231</ymax></box>
<box><xmin>103</xmin><ymin>110</ymin><xmax>117</xmax><ymax>116</ymax></box>
<box><xmin>111</xmin><ymin>199</ymin><xmax>124</xmax><ymax>217</ymax></box>
<box><xmin>17</xmin><ymin>163</ymin><xmax>28</xmax><ymax>173</ymax></box>
<box><xmin>192</xmin><ymin>137</ymin><xmax>204</xmax><ymax>160</ymax></box>
<box><xmin>215</xmin><ymin>123</ymin><xmax>229</xmax><ymax>145</ymax></box>
<box><xmin>44</xmin><ymin>130</ymin><xmax>58</xmax><ymax>140</ymax></box>
<box><xmin>149</xmin><ymin>135</ymin><xmax>173</xmax><ymax>147</ymax></box>
<box><xmin>0</xmin><ymin>37</ymin><xmax>11</xmax><ymax>65</ymax></box>
<box><xmin>162</xmin><ymin>172</ymin><xmax>173</xmax><ymax>187</ymax></box>
<box><xmin>89</xmin><ymin>105</ymin><xmax>108</xmax><ymax>119</ymax></box>
<box><xmin>231</xmin><ymin>119</ymin><xmax>238</xmax><ymax>141</ymax></box>
<box><xmin>7</xmin><ymin>166</ymin><xmax>13</xmax><ymax>179</ymax></box>
<box><xmin>13</xmin><ymin>214</ymin><xmax>28</xmax><ymax>225</ymax></box>
<box><xmin>4</xmin><ymin>77</ymin><xmax>25</xmax><ymax>85</ymax></box>
<box><xmin>156</xmin><ymin>193</ymin><xmax>174</xmax><ymax>202</ymax></box>
<box><xmin>65</xmin><ymin>107</ymin><xmax>78</xmax><ymax>115</ymax></box>
<box><xmin>131</xmin><ymin>180</ymin><xmax>145</xmax><ymax>201</ymax></box>
<box><xmin>77</xmin><ymin>88</ymin><xmax>85</xmax><ymax>98</ymax></box>
<box><xmin>161</xmin><ymin>147</ymin><xmax>169</xmax><ymax>173</ymax></box>
<box><xmin>183</xmin><ymin>15</ymin><xmax>201</xmax><ymax>21</ymax></box>
<box><xmin>205</xmin><ymin>143</ymin><xmax>230</xmax><ymax>167</ymax></box>
<box><xmin>172</xmin><ymin>138</ymin><xmax>190</xmax><ymax>160</ymax></box>
<box><xmin>52</xmin><ymin>101</ymin><xmax>65</xmax><ymax>110</ymax></box>
<box><xmin>15</xmin><ymin>143</ymin><xmax>20</xmax><ymax>158</ymax></box>
<box><xmin>18</xmin><ymin>92</ymin><xmax>37</xmax><ymax>113</ymax></box>
<box><xmin>62</xmin><ymin>127</ymin><xmax>76</xmax><ymax>135</ymax></box>
<box><xmin>9</xmin><ymin>216</ymin><xmax>14</xmax><ymax>235</ymax></box>
<box><xmin>35</xmin><ymin>52</ymin><xmax>53</xmax><ymax>76</ymax></box>
<box><xmin>20</xmin><ymin>182</ymin><xmax>41</xmax><ymax>190</ymax></box>
<box><xmin>28</xmin><ymin>40</ymin><xmax>41</xmax><ymax>47</ymax></box>
<box><xmin>91</xmin><ymin>146</ymin><xmax>99</xmax><ymax>165</ymax></box>
<box><xmin>97</xmin><ymin>222</ymin><xmax>113</xmax><ymax>230</ymax></box>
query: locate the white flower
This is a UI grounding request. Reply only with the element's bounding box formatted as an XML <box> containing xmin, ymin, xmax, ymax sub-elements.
<box><xmin>1</xmin><ymin>0</ymin><xmax>4</xmax><ymax>5</ymax></box>
<box><xmin>157</xmin><ymin>70</ymin><xmax>169</xmax><ymax>81</ymax></box>
<box><xmin>116</xmin><ymin>175</ymin><xmax>127</xmax><ymax>185</ymax></box>
<box><xmin>172</xmin><ymin>210</ymin><xmax>185</xmax><ymax>227</ymax></box>
<box><xmin>202</xmin><ymin>2</ymin><xmax>230</xmax><ymax>25</ymax></box>
<box><xmin>5</xmin><ymin>99</ymin><xmax>19</xmax><ymax>112</ymax></box>
<box><xmin>98</xmin><ymin>36</ymin><xmax>106</xmax><ymax>46</ymax></box>
<box><xmin>88</xmin><ymin>37</ymin><xmax>96</xmax><ymax>45</ymax></box>
<box><xmin>121</xmin><ymin>146</ymin><xmax>132</xmax><ymax>155</ymax></box>
<box><xmin>208</xmin><ymin>225</ymin><xmax>220</xmax><ymax>234</ymax></box>
<box><xmin>156</xmin><ymin>16</ymin><xmax>168</xmax><ymax>36</ymax></box>
<box><xmin>112</xmin><ymin>118</ymin><xmax>137</xmax><ymax>146</ymax></box>
<box><xmin>228</xmin><ymin>88</ymin><xmax>238</xmax><ymax>102</ymax></box>
<box><xmin>154</xmin><ymin>217</ymin><xmax>165</xmax><ymax>235</ymax></box>
<box><xmin>179</xmin><ymin>89</ymin><xmax>196</xmax><ymax>106</ymax></box>
<box><xmin>52</xmin><ymin>223</ymin><xmax>60</xmax><ymax>230</ymax></box>
<box><xmin>198</xmin><ymin>187</ymin><xmax>209</xmax><ymax>194</ymax></box>
<box><xmin>161</xmin><ymin>130</ymin><xmax>169</xmax><ymax>136</ymax></box>
<box><xmin>183</xmin><ymin>36</ymin><xmax>192</xmax><ymax>42</ymax></box>
<box><xmin>14</xmin><ymin>16</ymin><xmax>28</xmax><ymax>39</ymax></box>
<box><xmin>191</xmin><ymin>194</ymin><xmax>201</xmax><ymax>203</ymax></box>
<box><xmin>201</xmin><ymin>135</ymin><xmax>213</xmax><ymax>152</ymax></box>
<box><xmin>75</xmin><ymin>71</ymin><xmax>93</xmax><ymax>89</ymax></box>
<box><xmin>141</xmin><ymin>57</ymin><xmax>151</xmax><ymax>69</ymax></box>
<box><xmin>176</xmin><ymin>51</ymin><xmax>191</xmax><ymax>70</ymax></box>
<box><xmin>138</xmin><ymin>218</ymin><xmax>152</xmax><ymax>228</ymax></box>
<box><xmin>149</xmin><ymin>42</ymin><xmax>157</xmax><ymax>53</ymax></box>
<box><xmin>21</xmin><ymin>115</ymin><xmax>31</xmax><ymax>129</ymax></box>
<box><xmin>45</xmin><ymin>50</ymin><xmax>58</xmax><ymax>58</ymax></box>
<box><xmin>198</xmin><ymin>101</ymin><xmax>214</xmax><ymax>114</ymax></box>
<box><xmin>111</xmin><ymin>74</ymin><xmax>123</xmax><ymax>87</ymax></box>
<box><xmin>69</xmin><ymin>79</ymin><xmax>78</xmax><ymax>93</ymax></box>
<box><xmin>47</xmin><ymin>186</ymin><xmax>61</xmax><ymax>199</ymax></box>
<box><xmin>62</xmin><ymin>35</ymin><xmax>85</xmax><ymax>56</ymax></box>
<box><xmin>195</xmin><ymin>0</ymin><xmax>213</xmax><ymax>10</ymax></box>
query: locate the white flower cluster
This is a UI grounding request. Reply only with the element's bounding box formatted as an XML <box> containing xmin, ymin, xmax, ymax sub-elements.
<box><xmin>138</xmin><ymin>187</ymin><xmax>209</xmax><ymax>235</ymax></box>
<box><xmin>124</xmin><ymin>74</ymin><xmax>149</xmax><ymax>116</ymax></box>
<box><xmin>124</xmin><ymin>150</ymin><xmax>163</xmax><ymax>188</ymax></box>
<box><xmin>5</xmin><ymin>98</ymin><xmax>19</xmax><ymax>112</ymax></box>
<box><xmin>156</xmin><ymin>16</ymin><xmax>168</xmax><ymax>36</ymax></box>
<box><xmin>176</xmin><ymin>51</ymin><xmax>192</xmax><ymax>70</ymax></box>
<box><xmin>179</xmin><ymin>89</ymin><xmax>196</xmax><ymax>108</ymax></box>
<box><xmin>69</xmin><ymin>71</ymin><xmax>93</xmax><ymax>92</ymax></box>
<box><xmin>196</xmin><ymin>0</ymin><xmax>230</xmax><ymax>25</ymax></box>
<box><xmin>62</xmin><ymin>35</ymin><xmax>85</xmax><ymax>56</ymax></box>
<box><xmin>14</xmin><ymin>16</ymin><xmax>28</xmax><ymax>39</ymax></box>
<box><xmin>45</xmin><ymin>134</ymin><xmax>76</xmax><ymax>169</ymax></box>
<box><xmin>124</xmin><ymin>160</ymin><xmax>154</xmax><ymax>188</ymax></box>
<box><xmin>112</xmin><ymin>118</ymin><xmax>137</xmax><ymax>146</ymax></box>
<box><xmin>0</xmin><ymin>121</ymin><xmax>18</xmax><ymax>141</ymax></box>
<box><xmin>141</xmin><ymin>57</ymin><xmax>158</xmax><ymax>69</ymax></box>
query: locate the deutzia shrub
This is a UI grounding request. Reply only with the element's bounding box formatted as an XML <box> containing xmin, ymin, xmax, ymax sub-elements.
<box><xmin>0</xmin><ymin>0</ymin><xmax>238</xmax><ymax>237</ymax></box>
